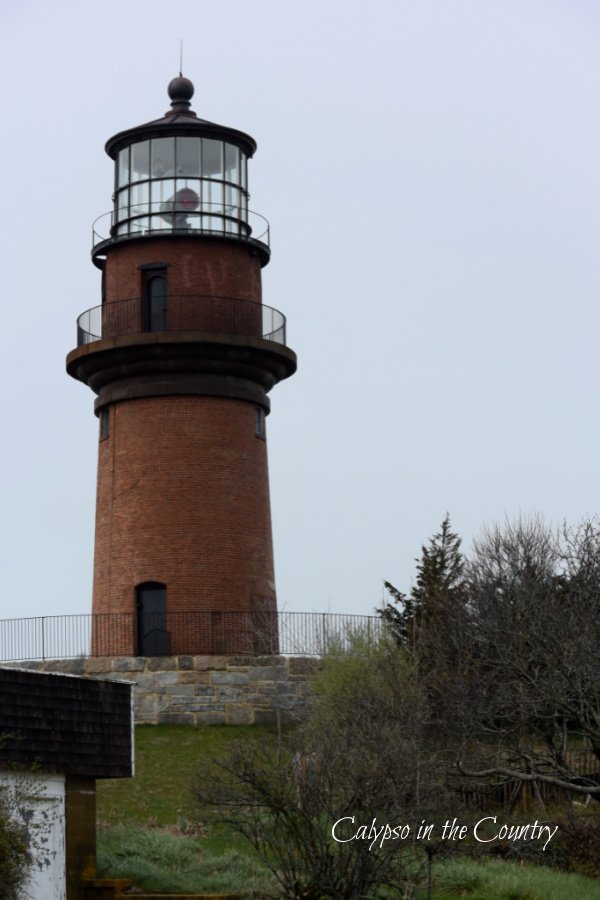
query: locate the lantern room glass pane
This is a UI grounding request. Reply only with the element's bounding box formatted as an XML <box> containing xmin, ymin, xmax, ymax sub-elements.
<box><xmin>175</xmin><ymin>180</ymin><xmax>200</xmax><ymax>207</ymax></box>
<box><xmin>176</xmin><ymin>137</ymin><xmax>201</xmax><ymax>176</ymax></box>
<box><xmin>224</xmin><ymin>184</ymin><xmax>241</xmax><ymax>214</ymax></box>
<box><xmin>118</xmin><ymin>149</ymin><xmax>129</xmax><ymax>187</ymax></box>
<box><xmin>151</xmin><ymin>138</ymin><xmax>175</xmax><ymax>177</ymax></box>
<box><xmin>202</xmin><ymin>140</ymin><xmax>223</xmax><ymax>178</ymax></box>
<box><xmin>131</xmin><ymin>181</ymin><xmax>149</xmax><ymax>212</ymax></box>
<box><xmin>116</xmin><ymin>188</ymin><xmax>128</xmax><ymax>221</ymax></box>
<box><xmin>151</xmin><ymin>179</ymin><xmax>175</xmax><ymax>231</ymax></box>
<box><xmin>131</xmin><ymin>141</ymin><xmax>150</xmax><ymax>180</ymax></box>
<box><xmin>135</xmin><ymin>216</ymin><xmax>149</xmax><ymax>234</ymax></box>
<box><xmin>172</xmin><ymin>180</ymin><xmax>201</xmax><ymax>228</ymax></box>
<box><xmin>206</xmin><ymin>179</ymin><xmax>223</xmax><ymax>212</ymax></box>
<box><xmin>151</xmin><ymin>178</ymin><xmax>175</xmax><ymax>209</ymax></box>
<box><xmin>224</xmin><ymin>144</ymin><xmax>239</xmax><ymax>184</ymax></box>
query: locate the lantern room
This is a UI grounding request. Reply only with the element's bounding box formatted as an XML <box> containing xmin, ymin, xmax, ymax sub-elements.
<box><xmin>92</xmin><ymin>76</ymin><xmax>269</xmax><ymax>265</ymax></box>
<box><xmin>113</xmin><ymin>133</ymin><xmax>248</xmax><ymax>236</ymax></box>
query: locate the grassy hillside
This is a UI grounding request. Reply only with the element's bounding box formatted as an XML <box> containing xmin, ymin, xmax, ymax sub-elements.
<box><xmin>96</xmin><ymin>724</ymin><xmax>600</xmax><ymax>898</ymax></box>
<box><xmin>97</xmin><ymin>724</ymin><xmax>282</xmax><ymax>894</ymax></box>
<box><xmin>97</xmin><ymin>723</ymin><xmax>282</xmax><ymax>826</ymax></box>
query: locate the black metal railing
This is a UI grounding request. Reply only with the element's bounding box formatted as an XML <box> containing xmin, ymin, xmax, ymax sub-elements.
<box><xmin>0</xmin><ymin>611</ymin><xmax>383</xmax><ymax>662</ymax></box>
<box><xmin>92</xmin><ymin>204</ymin><xmax>270</xmax><ymax>253</ymax></box>
<box><xmin>75</xmin><ymin>295</ymin><xmax>287</xmax><ymax>347</ymax></box>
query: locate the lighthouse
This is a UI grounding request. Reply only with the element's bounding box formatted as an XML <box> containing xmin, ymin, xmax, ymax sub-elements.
<box><xmin>67</xmin><ymin>76</ymin><xmax>296</xmax><ymax>657</ymax></box>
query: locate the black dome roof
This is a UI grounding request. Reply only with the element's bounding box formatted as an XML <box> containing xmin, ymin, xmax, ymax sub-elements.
<box><xmin>105</xmin><ymin>76</ymin><xmax>257</xmax><ymax>159</ymax></box>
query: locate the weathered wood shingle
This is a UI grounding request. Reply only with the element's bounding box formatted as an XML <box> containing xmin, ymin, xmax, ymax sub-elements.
<box><xmin>0</xmin><ymin>668</ymin><xmax>133</xmax><ymax>778</ymax></box>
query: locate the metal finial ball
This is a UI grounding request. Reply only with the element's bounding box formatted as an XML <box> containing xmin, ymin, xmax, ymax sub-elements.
<box><xmin>168</xmin><ymin>76</ymin><xmax>195</xmax><ymax>103</ymax></box>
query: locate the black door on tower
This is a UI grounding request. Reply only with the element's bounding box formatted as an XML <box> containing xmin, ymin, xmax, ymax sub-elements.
<box><xmin>136</xmin><ymin>582</ymin><xmax>170</xmax><ymax>656</ymax></box>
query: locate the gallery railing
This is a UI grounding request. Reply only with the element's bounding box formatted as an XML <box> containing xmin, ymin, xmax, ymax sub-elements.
<box><xmin>92</xmin><ymin>204</ymin><xmax>270</xmax><ymax>254</ymax></box>
<box><xmin>76</xmin><ymin>295</ymin><xmax>287</xmax><ymax>347</ymax></box>
<box><xmin>0</xmin><ymin>611</ymin><xmax>383</xmax><ymax>662</ymax></box>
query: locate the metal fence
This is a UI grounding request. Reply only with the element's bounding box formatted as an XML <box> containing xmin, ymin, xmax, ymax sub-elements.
<box><xmin>0</xmin><ymin>611</ymin><xmax>383</xmax><ymax>662</ymax></box>
<box><xmin>92</xmin><ymin>205</ymin><xmax>271</xmax><ymax>253</ymax></box>
<box><xmin>76</xmin><ymin>295</ymin><xmax>287</xmax><ymax>347</ymax></box>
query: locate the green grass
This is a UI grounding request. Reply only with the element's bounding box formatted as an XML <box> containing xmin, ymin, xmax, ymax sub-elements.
<box><xmin>97</xmin><ymin>723</ymin><xmax>285</xmax><ymax>826</ymax></box>
<box><xmin>422</xmin><ymin>857</ymin><xmax>600</xmax><ymax>899</ymax></box>
<box><xmin>96</xmin><ymin>823</ymin><xmax>277</xmax><ymax>895</ymax></box>
<box><xmin>97</xmin><ymin>724</ymin><xmax>286</xmax><ymax>894</ymax></box>
<box><xmin>97</xmin><ymin>725</ymin><xmax>600</xmax><ymax>898</ymax></box>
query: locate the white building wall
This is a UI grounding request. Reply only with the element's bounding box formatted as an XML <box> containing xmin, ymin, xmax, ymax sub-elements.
<box><xmin>0</xmin><ymin>773</ymin><xmax>66</xmax><ymax>900</ymax></box>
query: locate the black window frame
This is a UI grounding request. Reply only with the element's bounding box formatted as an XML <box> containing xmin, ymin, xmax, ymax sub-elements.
<box><xmin>139</xmin><ymin>263</ymin><xmax>168</xmax><ymax>333</ymax></box>
<box><xmin>255</xmin><ymin>405</ymin><xmax>266</xmax><ymax>439</ymax></box>
<box><xmin>99</xmin><ymin>408</ymin><xmax>110</xmax><ymax>441</ymax></box>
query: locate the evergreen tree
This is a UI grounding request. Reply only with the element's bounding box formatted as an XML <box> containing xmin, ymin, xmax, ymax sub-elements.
<box><xmin>379</xmin><ymin>515</ymin><xmax>468</xmax><ymax>727</ymax></box>
<box><xmin>380</xmin><ymin>514</ymin><xmax>466</xmax><ymax>651</ymax></box>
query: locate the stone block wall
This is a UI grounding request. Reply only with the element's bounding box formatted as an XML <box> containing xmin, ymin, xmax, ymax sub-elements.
<box><xmin>8</xmin><ymin>656</ymin><xmax>319</xmax><ymax>726</ymax></box>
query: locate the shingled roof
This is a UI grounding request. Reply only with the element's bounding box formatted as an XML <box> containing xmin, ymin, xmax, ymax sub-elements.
<box><xmin>0</xmin><ymin>668</ymin><xmax>133</xmax><ymax>778</ymax></box>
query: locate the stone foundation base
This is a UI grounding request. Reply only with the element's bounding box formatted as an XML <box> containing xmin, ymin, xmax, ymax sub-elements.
<box><xmin>7</xmin><ymin>656</ymin><xmax>319</xmax><ymax>725</ymax></box>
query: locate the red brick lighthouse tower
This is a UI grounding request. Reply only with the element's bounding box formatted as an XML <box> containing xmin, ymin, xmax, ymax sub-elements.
<box><xmin>67</xmin><ymin>76</ymin><xmax>296</xmax><ymax>657</ymax></box>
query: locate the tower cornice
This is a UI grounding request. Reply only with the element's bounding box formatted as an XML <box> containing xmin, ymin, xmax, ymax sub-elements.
<box><xmin>66</xmin><ymin>331</ymin><xmax>297</xmax><ymax>397</ymax></box>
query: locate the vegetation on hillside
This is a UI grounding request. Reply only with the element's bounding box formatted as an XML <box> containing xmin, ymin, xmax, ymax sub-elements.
<box><xmin>381</xmin><ymin>514</ymin><xmax>600</xmax><ymax>798</ymax></box>
<box><xmin>96</xmin><ymin>724</ymin><xmax>600</xmax><ymax>898</ymax></box>
<box><xmin>96</xmin><ymin>514</ymin><xmax>600</xmax><ymax>897</ymax></box>
<box><xmin>97</xmin><ymin>822</ymin><xmax>277</xmax><ymax>895</ymax></box>
<box><xmin>191</xmin><ymin>633</ymin><xmax>458</xmax><ymax>898</ymax></box>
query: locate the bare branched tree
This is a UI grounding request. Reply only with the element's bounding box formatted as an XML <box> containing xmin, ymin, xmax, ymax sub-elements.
<box><xmin>452</xmin><ymin>516</ymin><xmax>600</xmax><ymax>796</ymax></box>
<box><xmin>380</xmin><ymin>514</ymin><xmax>600</xmax><ymax>799</ymax></box>
<box><xmin>192</xmin><ymin>634</ymin><xmax>454</xmax><ymax>898</ymax></box>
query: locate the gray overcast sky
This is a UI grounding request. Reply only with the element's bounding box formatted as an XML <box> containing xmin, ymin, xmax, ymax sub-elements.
<box><xmin>1</xmin><ymin>0</ymin><xmax>600</xmax><ymax>618</ymax></box>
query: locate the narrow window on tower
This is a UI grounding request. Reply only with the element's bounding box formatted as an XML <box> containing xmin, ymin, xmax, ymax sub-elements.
<box><xmin>99</xmin><ymin>408</ymin><xmax>110</xmax><ymax>441</ymax></box>
<box><xmin>255</xmin><ymin>406</ymin><xmax>266</xmax><ymax>439</ymax></box>
<box><xmin>140</xmin><ymin>265</ymin><xmax>168</xmax><ymax>332</ymax></box>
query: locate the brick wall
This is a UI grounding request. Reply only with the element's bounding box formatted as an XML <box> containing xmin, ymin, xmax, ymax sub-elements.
<box><xmin>93</xmin><ymin>396</ymin><xmax>276</xmax><ymax>639</ymax></box>
<box><xmin>89</xmin><ymin>235</ymin><xmax>280</xmax><ymax>657</ymax></box>
<box><xmin>104</xmin><ymin>238</ymin><xmax>263</xmax><ymax>303</ymax></box>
